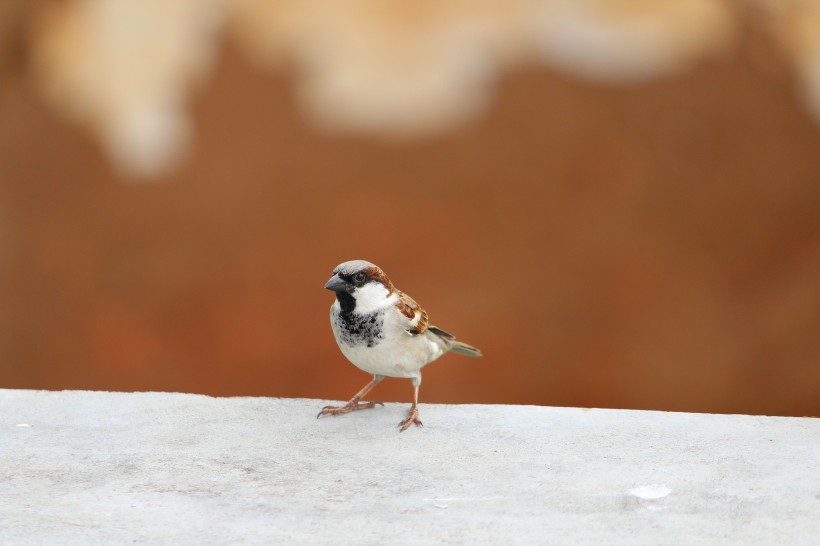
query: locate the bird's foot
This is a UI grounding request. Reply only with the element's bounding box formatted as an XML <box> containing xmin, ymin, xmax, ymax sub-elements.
<box><xmin>317</xmin><ymin>399</ymin><xmax>383</xmax><ymax>418</ymax></box>
<box><xmin>398</xmin><ymin>405</ymin><xmax>423</xmax><ymax>432</ymax></box>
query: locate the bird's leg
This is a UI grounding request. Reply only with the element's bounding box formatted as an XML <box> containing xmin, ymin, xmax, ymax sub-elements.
<box><xmin>398</xmin><ymin>378</ymin><xmax>423</xmax><ymax>432</ymax></box>
<box><xmin>317</xmin><ymin>375</ymin><xmax>384</xmax><ymax>418</ymax></box>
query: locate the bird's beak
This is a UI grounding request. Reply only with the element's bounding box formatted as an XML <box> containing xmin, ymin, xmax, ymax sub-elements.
<box><xmin>324</xmin><ymin>273</ymin><xmax>350</xmax><ymax>292</ymax></box>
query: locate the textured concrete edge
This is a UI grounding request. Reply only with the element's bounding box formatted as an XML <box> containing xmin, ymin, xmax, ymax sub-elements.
<box><xmin>1</xmin><ymin>388</ymin><xmax>816</xmax><ymax>421</ymax></box>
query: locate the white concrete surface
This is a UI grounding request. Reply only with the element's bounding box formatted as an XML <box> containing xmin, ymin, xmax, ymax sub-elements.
<box><xmin>1</xmin><ymin>389</ymin><xmax>818</xmax><ymax>545</ymax></box>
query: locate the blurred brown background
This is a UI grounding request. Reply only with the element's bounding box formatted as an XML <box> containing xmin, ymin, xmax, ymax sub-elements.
<box><xmin>1</xmin><ymin>0</ymin><xmax>819</xmax><ymax>417</ymax></box>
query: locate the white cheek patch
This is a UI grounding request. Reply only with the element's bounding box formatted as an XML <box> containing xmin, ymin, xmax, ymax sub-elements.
<box><xmin>353</xmin><ymin>282</ymin><xmax>394</xmax><ymax>314</ymax></box>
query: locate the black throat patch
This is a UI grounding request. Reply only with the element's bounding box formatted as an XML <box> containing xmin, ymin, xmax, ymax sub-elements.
<box><xmin>333</xmin><ymin>298</ymin><xmax>384</xmax><ymax>348</ymax></box>
<box><xmin>335</xmin><ymin>291</ymin><xmax>356</xmax><ymax>314</ymax></box>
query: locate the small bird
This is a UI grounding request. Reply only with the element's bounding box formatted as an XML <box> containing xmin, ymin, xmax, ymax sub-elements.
<box><xmin>319</xmin><ymin>260</ymin><xmax>481</xmax><ymax>431</ymax></box>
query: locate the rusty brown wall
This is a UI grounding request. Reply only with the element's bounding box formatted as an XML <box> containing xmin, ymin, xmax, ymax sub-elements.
<box><xmin>2</xmin><ymin>27</ymin><xmax>819</xmax><ymax>417</ymax></box>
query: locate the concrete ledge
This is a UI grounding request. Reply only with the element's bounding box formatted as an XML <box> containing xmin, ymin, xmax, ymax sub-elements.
<box><xmin>1</xmin><ymin>389</ymin><xmax>818</xmax><ymax>545</ymax></box>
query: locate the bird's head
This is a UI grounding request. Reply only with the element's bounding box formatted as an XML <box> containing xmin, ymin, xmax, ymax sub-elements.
<box><xmin>324</xmin><ymin>260</ymin><xmax>395</xmax><ymax>314</ymax></box>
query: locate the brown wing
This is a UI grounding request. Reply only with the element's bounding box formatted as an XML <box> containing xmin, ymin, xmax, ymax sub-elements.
<box><xmin>395</xmin><ymin>291</ymin><xmax>429</xmax><ymax>336</ymax></box>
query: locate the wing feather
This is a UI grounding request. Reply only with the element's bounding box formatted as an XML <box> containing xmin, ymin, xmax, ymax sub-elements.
<box><xmin>395</xmin><ymin>291</ymin><xmax>429</xmax><ymax>336</ymax></box>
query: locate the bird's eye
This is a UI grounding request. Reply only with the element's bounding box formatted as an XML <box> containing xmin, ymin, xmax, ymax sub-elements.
<box><xmin>353</xmin><ymin>272</ymin><xmax>366</xmax><ymax>284</ymax></box>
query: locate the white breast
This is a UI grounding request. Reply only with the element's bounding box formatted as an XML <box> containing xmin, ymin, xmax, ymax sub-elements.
<box><xmin>330</xmin><ymin>303</ymin><xmax>448</xmax><ymax>380</ymax></box>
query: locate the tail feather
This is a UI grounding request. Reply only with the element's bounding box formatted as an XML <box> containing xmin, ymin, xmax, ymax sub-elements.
<box><xmin>428</xmin><ymin>326</ymin><xmax>482</xmax><ymax>357</ymax></box>
<box><xmin>448</xmin><ymin>341</ymin><xmax>482</xmax><ymax>357</ymax></box>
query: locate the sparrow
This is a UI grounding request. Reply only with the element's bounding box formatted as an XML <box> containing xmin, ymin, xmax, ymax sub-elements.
<box><xmin>318</xmin><ymin>260</ymin><xmax>482</xmax><ymax>431</ymax></box>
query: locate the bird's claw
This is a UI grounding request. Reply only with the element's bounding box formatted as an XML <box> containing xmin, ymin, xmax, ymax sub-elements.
<box><xmin>398</xmin><ymin>406</ymin><xmax>423</xmax><ymax>432</ymax></box>
<box><xmin>317</xmin><ymin>400</ymin><xmax>384</xmax><ymax>419</ymax></box>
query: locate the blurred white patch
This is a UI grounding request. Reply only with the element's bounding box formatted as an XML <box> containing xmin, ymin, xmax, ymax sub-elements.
<box><xmin>230</xmin><ymin>0</ymin><xmax>532</xmax><ymax>138</ymax></box>
<box><xmin>104</xmin><ymin>101</ymin><xmax>191</xmax><ymax>179</ymax></box>
<box><xmin>628</xmin><ymin>484</ymin><xmax>672</xmax><ymax>499</ymax></box>
<box><xmin>32</xmin><ymin>0</ymin><xmax>223</xmax><ymax>179</ymax></box>
<box><xmin>33</xmin><ymin>0</ymin><xmax>820</xmax><ymax>178</ymax></box>
<box><xmin>531</xmin><ymin>0</ymin><xmax>735</xmax><ymax>83</ymax></box>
